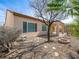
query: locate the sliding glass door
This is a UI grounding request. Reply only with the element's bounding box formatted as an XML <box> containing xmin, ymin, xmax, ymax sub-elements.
<box><xmin>28</xmin><ymin>23</ymin><xmax>37</xmax><ymax>32</ymax></box>
<box><xmin>23</xmin><ymin>22</ymin><xmax>37</xmax><ymax>33</ymax></box>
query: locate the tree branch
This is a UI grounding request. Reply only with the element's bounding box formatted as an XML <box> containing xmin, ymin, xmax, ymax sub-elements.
<box><xmin>49</xmin><ymin>12</ymin><xmax>60</xmax><ymax>25</ymax></box>
<box><xmin>39</xmin><ymin>11</ymin><xmax>49</xmax><ymax>25</ymax></box>
<box><xmin>30</xmin><ymin>0</ymin><xmax>48</xmax><ymax>25</ymax></box>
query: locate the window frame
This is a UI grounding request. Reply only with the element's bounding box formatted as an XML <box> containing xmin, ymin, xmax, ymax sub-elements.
<box><xmin>23</xmin><ymin>22</ymin><xmax>27</xmax><ymax>33</ymax></box>
<box><xmin>42</xmin><ymin>24</ymin><xmax>47</xmax><ymax>31</ymax></box>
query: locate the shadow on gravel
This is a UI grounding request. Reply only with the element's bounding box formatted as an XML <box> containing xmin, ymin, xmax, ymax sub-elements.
<box><xmin>9</xmin><ymin>41</ymin><xmax>50</xmax><ymax>59</ymax></box>
<box><xmin>67</xmin><ymin>52</ymin><xmax>79</xmax><ymax>59</ymax></box>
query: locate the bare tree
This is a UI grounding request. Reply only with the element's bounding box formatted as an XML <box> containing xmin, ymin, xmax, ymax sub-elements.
<box><xmin>30</xmin><ymin>0</ymin><xmax>67</xmax><ymax>42</ymax></box>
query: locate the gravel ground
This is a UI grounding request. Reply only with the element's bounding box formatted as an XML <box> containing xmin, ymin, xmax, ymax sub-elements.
<box><xmin>0</xmin><ymin>36</ymin><xmax>79</xmax><ymax>59</ymax></box>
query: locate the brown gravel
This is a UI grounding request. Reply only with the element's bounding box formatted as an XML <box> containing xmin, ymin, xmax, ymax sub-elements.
<box><xmin>0</xmin><ymin>36</ymin><xmax>79</xmax><ymax>59</ymax></box>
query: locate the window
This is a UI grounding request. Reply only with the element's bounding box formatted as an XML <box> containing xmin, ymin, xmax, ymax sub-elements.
<box><xmin>28</xmin><ymin>23</ymin><xmax>37</xmax><ymax>32</ymax></box>
<box><xmin>23</xmin><ymin>22</ymin><xmax>37</xmax><ymax>32</ymax></box>
<box><xmin>42</xmin><ymin>24</ymin><xmax>47</xmax><ymax>31</ymax></box>
<box><xmin>23</xmin><ymin>22</ymin><xmax>27</xmax><ymax>33</ymax></box>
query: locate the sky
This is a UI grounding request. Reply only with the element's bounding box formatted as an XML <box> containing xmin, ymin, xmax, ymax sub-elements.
<box><xmin>0</xmin><ymin>0</ymin><xmax>34</xmax><ymax>25</ymax></box>
<box><xmin>61</xmin><ymin>16</ymin><xmax>74</xmax><ymax>24</ymax></box>
<box><xmin>0</xmin><ymin>0</ymin><xmax>73</xmax><ymax>25</ymax></box>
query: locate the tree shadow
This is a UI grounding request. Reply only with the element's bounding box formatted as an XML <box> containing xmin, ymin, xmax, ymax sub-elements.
<box><xmin>8</xmin><ymin>40</ymin><xmax>53</xmax><ymax>59</ymax></box>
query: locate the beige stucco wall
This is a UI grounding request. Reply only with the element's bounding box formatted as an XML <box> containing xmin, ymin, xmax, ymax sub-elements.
<box><xmin>14</xmin><ymin>16</ymin><xmax>42</xmax><ymax>32</ymax></box>
<box><xmin>14</xmin><ymin>16</ymin><xmax>47</xmax><ymax>37</ymax></box>
<box><xmin>5</xmin><ymin>11</ymin><xmax>14</xmax><ymax>27</ymax></box>
<box><xmin>5</xmin><ymin>11</ymin><xmax>47</xmax><ymax>37</ymax></box>
<box><xmin>51</xmin><ymin>22</ymin><xmax>64</xmax><ymax>33</ymax></box>
<box><xmin>5</xmin><ymin>11</ymin><xmax>65</xmax><ymax>37</ymax></box>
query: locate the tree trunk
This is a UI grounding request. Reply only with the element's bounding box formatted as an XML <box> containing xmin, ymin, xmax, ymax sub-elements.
<box><xmin>47</xmin><ymin>25</ymin><xmax>50</xmax><ymax>42</ymax></box>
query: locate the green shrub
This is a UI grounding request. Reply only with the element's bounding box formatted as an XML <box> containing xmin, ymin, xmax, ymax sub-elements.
<box><xmin>66</xmin><ymin>24</ymin><xmax>79</xmax><ymax>38</ymax></box>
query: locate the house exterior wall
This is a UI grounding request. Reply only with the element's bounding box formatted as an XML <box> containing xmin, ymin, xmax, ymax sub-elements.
<box><xmin>51</xmin><ymin>22</ymin><xmax>64</xmax><ymax>34</ymax></box>
<box><xmin>5</xmin><ymin>10</ymin><xmax>65</xmax><ymax>37</ymax></box>
<box><xmin>14</xmin><ymin>16</ymin><xmax>47</xmax><ymax>37</ymax></box>
<box><xmin>5</xmin><ymin>10</ymin><xmax>47</xmax><ymax>37</ymax></box>
<box><xmin>5</xmin><ymin>11</ymin><xmax>14</xmax><ymax>27</ymax></box>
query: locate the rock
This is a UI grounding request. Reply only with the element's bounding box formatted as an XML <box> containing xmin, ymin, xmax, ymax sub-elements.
<box><xmin>44</xmin><ymin>46</ymin><xmax>48</xmax><ymax>48</ymax></box>
<box><xmin>19</xmin><ymin>34</ymin><xmax>27</xmax><ymax>41</ymax></box>
<box><xmin>52</xmin><ymin>47</ymin><xmax>56</xmax><ymax>50</ymax></box>
<box><xmin>53</xmin><ymin>32</ymin><xmax>56</xmax><ymax>34</ymax></box>
<box><xmin>63</xmin><ymin>33</ymin><xmax>67</xmax><ymax>37</ymax></box>
<box><xmin>54</xmin><ymin>52</ymin><xmax>59</xmax><ymax>56</ymax></box>
<box><xmin>58</xmin><ymin>39</ymin><xmax>70</xmax><ymax>44</ymax></box>
<box><xmin>37</xmin><ymin>39</ymin><xmax>39</xmax><ymax>42</ymax></box>
<box><xmin>58</xmin><ymin>33</ymin><xmax>63</xmax><ymax>38</ymax></box>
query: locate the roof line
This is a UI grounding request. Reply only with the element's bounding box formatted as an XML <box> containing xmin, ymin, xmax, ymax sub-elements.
<box><xmin>6</xmin><ymin>9</ymin><xmax>44</xmax><ymax>22</ymax></box>
<box><xmin>4</xmin><ymin>9</ymin><xmax>64</xmax><ymax>25</ymax></box>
